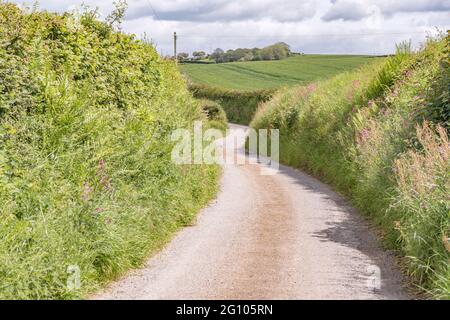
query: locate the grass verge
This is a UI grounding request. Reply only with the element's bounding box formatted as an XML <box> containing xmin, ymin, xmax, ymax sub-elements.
<box><xmin>251</xmin><ymin>36</ymin><xmax>450</xmax><ymax>299</ymax></box>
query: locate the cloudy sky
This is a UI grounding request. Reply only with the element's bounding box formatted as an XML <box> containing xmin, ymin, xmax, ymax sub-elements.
<box><xmin>10</xmin><ymin>0</ymin><xmax>450</xmax><ymax>56</ymax></box>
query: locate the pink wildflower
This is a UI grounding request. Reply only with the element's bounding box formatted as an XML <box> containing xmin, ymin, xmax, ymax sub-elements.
<box><xmin>82</xmin><ymin>182</ymin><xmax>93</xmax><ymax>202</ymax></box>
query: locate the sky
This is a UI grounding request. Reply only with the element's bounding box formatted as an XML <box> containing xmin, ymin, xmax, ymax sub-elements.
<box><xmin>9</xmin><ymin>0</ymin><xmax>450</xmax><ymax>56</ymax></box>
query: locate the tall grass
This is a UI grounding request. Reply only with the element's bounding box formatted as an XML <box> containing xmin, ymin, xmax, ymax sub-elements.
<box><xmin>0</xmin><ymin>3</ymin><xmax>220</xmax><ymax>299</ymax></box>
<box><xmin>393</xmin><ymin>123</ymin><xmax>449</xmax><ymax>297</ymax></box>
<box><xmin>251</xmin><ymin>35</ymin><xmax>449</xmax><ymax>298</ymax></box>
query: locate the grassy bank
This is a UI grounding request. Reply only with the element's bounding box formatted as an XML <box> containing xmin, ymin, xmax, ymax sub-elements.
<box><xmin>251</xmin><ymin>36</ymin><xmax>449</xmax><ymax>298</ymax></box>
<box><xmin>181</xmin><ymin>55</ymin><xmax>377</xmax><ymax>91</ymax></box>
<box><xmin>0</xmin><ymin>4</ymin><xmax>220</xmax><ymax>299</ymax></box>
<box><xmin>190</xmin><ymin>84</ymin><xmax>274</xmax><ymax>125</ymax></box>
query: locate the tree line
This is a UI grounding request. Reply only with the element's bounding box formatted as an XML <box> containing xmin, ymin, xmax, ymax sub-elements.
<box><xmin>178</xmin><ymin>42</ymin><xmax>292</xmax><ymax>63</ymax></box>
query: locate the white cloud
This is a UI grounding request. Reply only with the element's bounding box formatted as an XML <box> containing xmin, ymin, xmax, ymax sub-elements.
<box><xmin>7</xmin><ymin>0</ymin><xmax>450</xmax><ymax>55</ymax></box>
<box><xmin>126</xmin><ymin>0</ymin><xmax>317</xmax><ymax>22</ymax></box>
<box><xmin>374</xmin><ymin>0</ymin><xmax>450</xmax><ymax>15</ymax></box>
<box><xmin>322</xmin><ymin>1</ymin><xmax>372</xmax><ymax>21</ymax></box>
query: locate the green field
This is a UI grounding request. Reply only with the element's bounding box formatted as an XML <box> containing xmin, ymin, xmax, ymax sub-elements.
<box><xmin>181</xmin><ymin>55</ymin><xmax>379</xmax><ymax>90</ymax></box>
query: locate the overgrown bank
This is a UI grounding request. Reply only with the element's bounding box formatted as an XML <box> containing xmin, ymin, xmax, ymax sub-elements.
<box><xmin>251</xmin><ymin>37</ymin><xmax>450</xmax><ymax>298</ymax></box>
<box><xmin>0</xmin><ymin>4</ymin><xmax>220</xmax><ymax>299</ymax></box>
<box><xmin>190</xmin><ymin>84</ymin><xmax>274</xmax><ymax>124</ymax></box>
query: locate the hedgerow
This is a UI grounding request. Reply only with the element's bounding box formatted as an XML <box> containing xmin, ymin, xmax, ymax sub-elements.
<box><xmin>0</xmin><ymin>3</ymin><xmax>219</xmax><ymax>299</ymax></box>
<box><xmin>251</xmin><ymin>35</ymin><xmax>450</xmax><ymax>298</ymax></box>
<box><xmin>189</xmin><ymin>83</ymin><xmax>274</xmax><ymax>125</ymax></box>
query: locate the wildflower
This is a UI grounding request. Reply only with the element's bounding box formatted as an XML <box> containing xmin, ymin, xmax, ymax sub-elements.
<box><xmin>98</xmin><ymin>159</ymin><xmax>105</xmax><ymax>171</ymax></box>
<box><xmin>307</xmin><ymin>84</ymin><xmax>317</xmax><ymax>93</ymax></box>
<box><xmin>358</xmin><ymin>128</ymin><xmax>371</xmax><ymax>144</ymax></box>
<box><xmin>82</xmin><ymin>182</ymin><xmax>92</xmax><ymax>202</ymax></box>
<box><xmin>97</xmin><ymin>159</ymin><xmax>112</xmax><ymax>191</ymax></box>
<box><xmin>100</xmin><ymin>175</ymin><xmax>112</xmax><ymax>191</ymax></box>
<box><xmin>394</xmin><ymin>221</ymin><xmax>401</xmax><ymax>231</ymax></box>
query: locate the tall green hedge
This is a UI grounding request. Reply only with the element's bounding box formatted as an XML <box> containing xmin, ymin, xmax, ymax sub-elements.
<box><xmin>0</xmin><ymin>3</ymin><xmax>219</xmax><ymax>299</ymax></box>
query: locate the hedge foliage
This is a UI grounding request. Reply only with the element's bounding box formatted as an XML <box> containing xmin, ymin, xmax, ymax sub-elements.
<box><xmin>0</xmin><ymin>3</ymin><xmax>219</xmax><ymax>299</ymax></box>
<box><xmin>189</xmin><ymin>83</ymin><xmax>274</xmax><ymax>125</ymax></box>
<box><xmin>251</xmin><ymin>36</ymin><xmax>450</xmax><ymax>298</ymax></box>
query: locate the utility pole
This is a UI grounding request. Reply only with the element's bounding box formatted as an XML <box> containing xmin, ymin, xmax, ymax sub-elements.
<box><xmin>173</xmin><ymin>32</ymin><xmax>177</xmax><ymax>63</ymax></box>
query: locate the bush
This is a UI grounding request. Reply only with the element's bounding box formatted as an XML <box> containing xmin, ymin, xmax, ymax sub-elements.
<box><xmin>0</xmin><ymin>3</ymin><xmax>219</xmax><ymax>299</ymax></box>
<box><xmin>251</xmin><ymin>36</ymin><xmax>449</xmax><ymax>298</ymax></box>
<box><xmin>198</xmin><ymin>99</ymin><xmax>227</xmax><ymax>123</ymax></box>
<box><xmin>190</xmin><ymin>84</ymin><xmax>274</xmax><ymax>125</ymax></box>
<box><xmin>197</xmin><ymin>99</ymin><xmax>228</xmax><ymax>132</ymax></box>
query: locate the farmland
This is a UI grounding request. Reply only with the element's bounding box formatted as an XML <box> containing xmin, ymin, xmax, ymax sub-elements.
<box><xmin>181</xmin><ymin>54</ymin><xmax>379</xmax><ymax>91</ymax></box>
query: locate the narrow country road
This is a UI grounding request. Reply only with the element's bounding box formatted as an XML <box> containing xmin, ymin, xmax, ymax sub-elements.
<box><xmin>94</xmin><ymin>124</ymin><xmax>409</xmax><ymax>300</ymax></box>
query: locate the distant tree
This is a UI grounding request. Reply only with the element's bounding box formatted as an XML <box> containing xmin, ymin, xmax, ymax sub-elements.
<box><xmin>234</xmin><ymin>48</ymin><xmax>247</xmax><ymax>61</ymax></box>
<box><xmin>261</xmin><ymin>42</ymin><xmax>291</xmax><ymax>60</ymax></box>
<box><xmin>275</xmin><ymin>42</ymin><xmax>291</xmax><ymax>56</ymax></box>
<box><xmin>224</xmin><ymin>49</ymin><xmax>235</xmax><ymax>63</ymax></box>
<box><xmin>205</xmin><ymin>43</ymin><xmax>291</xmax><ymax>64</ymax></box>
<box><xmin>252</xmin><ymin>48</ymin><xmax>262</xmax><ymax>61</ymax></box>
<box><xmin>211</xmin><ymin>48</ymin><xmax>225</xmax><ymax>63</ymax></box>
<box><xmin>243</xmin><ymin>51</ymin><xmax>254</xmax><ymax>61</ymax></box>
<box><xmin>192</xmin><ymin>51</ymin><xmax>206</xmax><ymax>60</ymax></box>
<box><xmin>177</xmin><ymin>52</ymin><xmax>189</xmax><ymax>62</ymax></box>
<box><xmin>261</xmin><ymin>46</ymin><xmax>275</xmax><ymax>60</ymax></box>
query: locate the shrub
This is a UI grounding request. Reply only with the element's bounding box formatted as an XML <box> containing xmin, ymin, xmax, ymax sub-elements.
<box><xmin>197</xmin><ymin>99</ymin><xmax>228</xmax><ymax>132</ymax></box>
<box><xmin>198</xmin><ymin>99</ymin><xmax>227</xmax><ymax>123</ymax></box>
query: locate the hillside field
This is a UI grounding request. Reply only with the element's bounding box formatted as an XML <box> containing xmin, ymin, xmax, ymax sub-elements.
<box><xmin>181</xmin><ymin>55</ymin><xmax>380</xmax><ymax>91</ymax></box>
